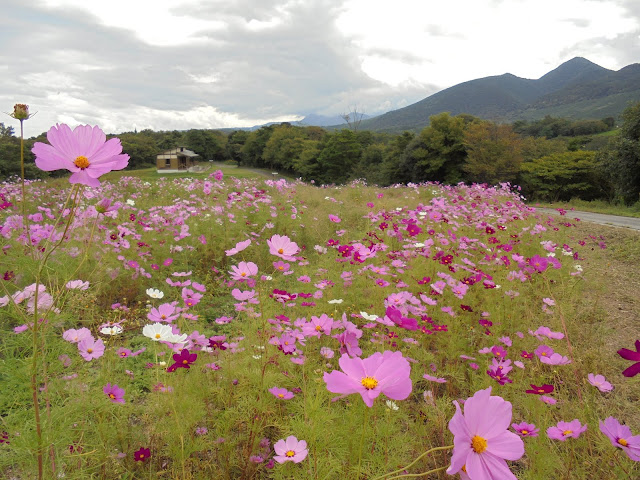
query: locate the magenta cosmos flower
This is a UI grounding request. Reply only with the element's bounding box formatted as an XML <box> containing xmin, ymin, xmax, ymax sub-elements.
<box><xmin>447</xmin><ymin>387</ymin><xmax>524</xmax><ymax>480</ymax></box>
<box><xmin>617</xmin><ymin>340</ymin><xmax>640</xmax><ymax>377</ymax></box>
<box><xmin>323</xmin><ymin>351</ymin><xmax>412</xmax><ymax>408</ymax></box>
<box><xmin>32</xmin><ymin>124</ymin><xmax>129</xmax><ymax>187</ymax></box>
<box><xmin>273</xmin><ymin>436</ymin><xmax>308</xmax><ymax>463</ymax></box>
<box><xmin>103</xmin><ymin>383</ymin><xmax>125</xmax><ymax>404</ymax></box>
<box><xmin>267</xmin><ymin>234</ymin><xmax>299</xmax><ymax>261</ymax></box>
<box><xmin>599</xmin><ymin>417</ymin><xmax>640</xmax><ymax>461</ymax></box>
<box><xmin>547</xmin><ymin>420</ymin><xmax>587</xmax><ymax>441</ymax></box>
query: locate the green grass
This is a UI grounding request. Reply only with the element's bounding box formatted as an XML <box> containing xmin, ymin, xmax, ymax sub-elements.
<box><xmin>100</xmin><ymin>165</ymin><xmax>262</xmax><ymax>182</ymax></box>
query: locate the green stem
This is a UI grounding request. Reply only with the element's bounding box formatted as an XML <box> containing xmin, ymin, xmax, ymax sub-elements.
<box><xmin>19</xmin><ymin>119</ymin><xmax>32</xmax><ymax>255</ymax></box>
<box><xmin>356</xmin><ymin>405</ymin><xmax>369</xmax><ymax>478</ymax></box>
<box><xmin>383</xmin><ymin>465</ymin><xmax>448</xmax><ymax>480</ymax></box>
<box><xmin>370</xmin><ymin>445</ymin><xmax>453</xmax><ymax>480</ymax></box>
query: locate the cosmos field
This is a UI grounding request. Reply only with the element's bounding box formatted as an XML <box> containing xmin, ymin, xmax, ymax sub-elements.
<box><xmin>0</xmin><ymin>123</ymin><xmax>639</xmax><ymax>479</ymax></box>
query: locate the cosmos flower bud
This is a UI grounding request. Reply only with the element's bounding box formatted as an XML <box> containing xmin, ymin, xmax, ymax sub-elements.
<box><xmin>12</xmin><ymin>104</ymin><xmax>30</xmax><ymax>120</ymax></box>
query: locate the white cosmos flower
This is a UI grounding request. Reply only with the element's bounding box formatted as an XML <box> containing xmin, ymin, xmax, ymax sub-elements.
<box><xmin>360</xmin><ymin>311</ymin><xmax>378</xmax><ymax>321</ymax></box>
<box><xmin>126</xmin><ymin>199</ymin><xmax>135</xmax><ymax>206</ymax></box>
<box><xmin>142</xmin><ymin>323</ymin><xmax>173</xmax><ymax>341</ymax></box>
<box><xmin>100</xmin><ymin>325</ymin><xmax>123</xmax><ymax>336</ymax></box>
<box><xmin>146</xmin><ymin>288</ymin><xmax>164</xmax><ymax>299</ymax></box>
<box><xmin>385</xmin><ymin>400</ymin><xmax>399</xmax><ymax>411</ymax></box>
<box><xmin>167</xmin><ymin>333</ymin><xmax>188</xmax><ymax>344</ymax></box>
<box><xmin>328</xmin><ymin>299</ymin><xmax>343</xmax><ymax>304</ymax></box>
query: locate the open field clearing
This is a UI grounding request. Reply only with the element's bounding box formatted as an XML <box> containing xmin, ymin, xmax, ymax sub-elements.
<box><xmin>0</xmin><ymin>168</ymin><xmax>638</xmax><ymax>479</ymax></box>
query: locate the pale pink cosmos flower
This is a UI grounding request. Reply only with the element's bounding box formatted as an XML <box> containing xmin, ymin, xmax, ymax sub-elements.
<box><xmin>225</xmin><ymin>239</ymin><xmax>251</xmax><ymax>256</ymax></box>
<box><xmin>78</xmin><ymin>337</ymin><xmax>105</xmax><ymax>361</ymax></box>
<box><xmin>267</xmin><ymin>234</ymin><xmax>299</xmax><ymax>260</ymax></box>
<box><xmin>273</xmin><ymin>436</ymin><xmax>307</xmax><ymax>463</ymax></box>
<box><xmin>268</xmin><ymin>387</ymin><xmax>294</xmax><ymax>400</ymax></box>
<box><xmin>229</xmin><ymin>261</ymin><xmax>258</xmax><ymax>281</ymax></box>
<box><xmin>323</xmin><ymin>351</ymin><xmax>412</xmax><ymax>407</ymax></box>
<box><xmin>63</xmin><ymin>327</ymin><xmax>93</xmax><ymax>344</ymax></box>
<box><xmin>447</xmin><ymin>387</ymin><xmax>524</xmax><ymax>479</ymax></box>
<box><xmin>423</xmin><ymin>374</ymin><xmax>447</xmax><ymax>383</ymax></box>
<box><xmin>328</xmin><ymin>214</ymin><xmax>341</xmax><ymax>223</ymax></box>
<box><xmin>587</xmin><ymin>373</ymin><xmax>613</xmax><ymax>392</ymax></box>
<box><xmin>547</xmin><ymin>420</ymin><xmax>587</xmax><ymax>441</ymax></box>
<box><xmin>32</xmin><ymin>124</ymin><xmax>129</xmax><ymax>187</ymax></box>
<box><xmin>65</xmin><ymin>280</ymin><xmax>90</xmax><ymax>290</ymax></box>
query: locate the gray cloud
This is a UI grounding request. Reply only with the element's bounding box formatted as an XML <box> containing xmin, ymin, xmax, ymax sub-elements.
<box><xmin>0</xmin><ymin>0</ymin><xmax>435</xmax><ymax>135</ymax></box>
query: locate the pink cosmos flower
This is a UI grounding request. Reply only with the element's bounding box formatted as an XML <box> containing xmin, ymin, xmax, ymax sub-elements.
<box><xmin>147</xmin><ymin>303</ymin><xmax>180</xmax><ymax>323</ymax></box>
<box><xmin>103</xmin><ymin>383</ymin><xmax>125</xmax><ymax>404</ymax></box>
<box><xmin>328</xmin><ymin>214</ymin><xmax>341</xmax><ymax>223</ymax></box>
<box><xmin>268</xmin><ymin>387</ymin><xmax>294</xmax><ymax>400</ymax></box>
<box><xmin>323</xmin><ymin>351</ymin><xmax>412</xmax><ymax>408</ymax></box>
<box><xmin>511</xmin><ymin>422</ymin><xmax>539</xmax><ymax>437</ymax></box>
<box><xmin>587</xmin><ymin>373</ymin><xmax>613</xmax><ymax>392</ymax></box>
<box><xmin>229</xmin><ymin>261</ymin><xmax>258</xmax><ymax>281</ymax></box>
<box><xmin>225</xmin><ymin>239</ymin><xmax>251</xmax><ymax>256</ymax></box>
<box><xmin>547</xmin><ymin>420</ymin><xmax>587</xmax><ymax>441</ymax></box>
<box><xmin>423</xmin><ymin>374</ymin><xmax>447</xmax><ymax>383</ymax></box>
<box><xmin>273</xmin><ymin>436</ymin><xmax>308</xmax><ymax>463</ymax></box>
<box><xmin>447</xmin><ymin>387</ymin><xmax>524</xmax><ymax>479</ymax></box>
<box><xmin>267</xmin><ymin>234</ymin><xmax>299</xmax><ymax>260</ymax></box>
<box><xmin>599</xmin><ymin>417</ymin><xmax>640</xmax><ymax>461</ymax></box>
<box><xmin>32</xmin><ymin>124</ymin><xmax>129</xmax><ymax>187</ymax></box>
<box><xmin>77</xmin><ymin>337</ymin><xmax>105</xmax><ymax>361</ymax></box>
<box><xmin>63</xmin><ymin>327</ymin><xmax>93</xmax><ymax>344</ymax></box>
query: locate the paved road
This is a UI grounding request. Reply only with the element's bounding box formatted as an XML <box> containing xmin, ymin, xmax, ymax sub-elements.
<box><xmin>537</xmin><ymin>208</ymin><xmax>640</xmax><ymax>232</ymax></box>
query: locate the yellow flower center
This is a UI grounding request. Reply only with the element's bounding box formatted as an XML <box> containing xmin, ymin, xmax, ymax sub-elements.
<box><xmin>241</xmin><ymin>272</ymin><xmax>247</xmax><ymax>277</ymax></box>
<box><xmin>278</xmin><ymin>248</ymin><xmax>284</xmax><ymax>254</ymax></box>
<box><xmin>139</xmin><ymin>454</ymin><xmax>145</xmax><ymax>459</ymax></box>
<box><xmin>285</xmin><ymin>450</ymin><xmax>295</xmax><ymax>457</ymax></box>
<box><xmin>563</xmin><ymin>430</ymin><xmax>573</xmax><ymax>436</ymax></box>
<box><xmin>521</xmin><ymin>430</ymin><xmax>529</xmax><ymax>435</ymax></box>
<box><xmin>87</xmin><ymin>348</ymin><xmax>93</xmax><ymax>354</ymax></box>
<box><xmin>155</xmin><ymin>333</ymin><xmax>161</xmax><ymax>339</ymax></box>
<box><xmin>74</xmin><ymin>155</ymin><xmax>90</xmax><ymax>169</ymax></box>
<box><xmin>462</xmin><ymin>465</ymin><xmax>467</xmax><ymax>473</ymax></box>
<box><xmin>471</xmin><ymin>435</ymin><xmax>488</xmax><ymax>453</ymax></box>
<box><xmin>161</xmin><ymin>314</ymin><xmax>167</xmax><ymax>319</ymax></box>
<box><xmin>618</xmin><ymin>438</ymin><xmax>628</xmax><ymax>447</ymax></box>
<box><xmin>182</xmin><ymin>360</ymin><xmax>188</xmax><ymax>364</ymax></box>
<box><xmin>315</xmin><ymin>325</ymin><xmax>323</xmax><ymax>331</ymax></box>
<box><xmin>361</xmin><ymin>376</ymin><xmax>378</xmax><ymax>390</ymax></box>
<box><xmin>109</xmin><ymin>393</ymin><xmax>115</xmax><ymax>399</ymax></box>
<box><xmin>278</xmin><ymin>393</ymin><xmax>285</xmax><ymax>398</ymax></box>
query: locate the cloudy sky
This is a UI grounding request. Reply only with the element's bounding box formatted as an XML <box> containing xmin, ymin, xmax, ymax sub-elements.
<box><xmin>2</xmin><ymin>0</ymin><xmax>639</xmax><ymax>135</ymax></box>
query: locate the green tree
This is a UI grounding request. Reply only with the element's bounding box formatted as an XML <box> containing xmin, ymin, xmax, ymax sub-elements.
<box><xmin>399</xmin><ymin>113</ymin><xmax>468</xmax><ymax>183</ymax></box>
<box><xmin>520</xmin><ymin>151</ymin><xmax>607</xmax><ymax>201</ymax></box>
<box><xmin>463</xmin><ymin>121</ymin><xmax>523</xmax><ymax>185</ymax></box>
<box><xmin>315</xmin><ymin>129</ymin><xmax>362</xmax><ymax>184</ymax></box>
<box><xmin>225</xmin><ymin>130</ymin><xmax>249</xmax><ymax>164</ymax></box>
<box><xmin>263</xmin><ymin>125</ymin><xmax>308</xmax><ymax>171</ymax></box>
<box><xmin>241</xmin><ymin>125</ymin><xmax>275</xmax><ymax>167</ymax></box>
<box><xmin>598</xmin><ymin>102</ymin><xmax>640</xmax><ymax>204</ymax></box>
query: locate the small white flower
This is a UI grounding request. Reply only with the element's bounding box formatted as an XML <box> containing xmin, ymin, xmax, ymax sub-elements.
<box><xmin>385</xmin><ymin>400</ymin><xmax>399</xmax><ymax>411</ymax></box>
<box><xmin>100</xmin><ymin>325</ymin><xmax>123</xmax><ymax>336</ymax></box>
<box><xmin>263</xmin><ymin>275</ymin><xmax>273</xmax><ymax>281</ymax></box>
<box><xmin>328</xmin><ymin>299</ymin><xmax>343</xmax><ymax>304</ymax></box>
<box><xmin>146</xmin><ymin>288</ymin><xmax>164</xmax><ymax>299</ymax></box>
<box><xmin>360</xmin><ymin>311</ymin><xmax>378</xmax><ymax>321</ymax></box>
<box><xmin>413</xmin><ymin>243</ymin><xmax>425</xmax><ymax>248</ymax></box>
<box><xmin>126</xmin><ymin>199</ymin><xmax>135</xmax><ymax>206</ymax></box>
<box><xmin>574</xmin><ymin>264</ymin><xmax>583</xmax><ymax>272</ymax></box>
<box><xmin>546</xmin><ymin>252</ymin><xmax>556</xmax><ymax>257</ymax></box>
<box><xmin>395</xmin><ymin>207</ymin><xmax>403</xmax><ymax>211</ymax></box>
<box><xmin>252</xmin><ymin>355</ymin><xmax>262</xmax><ymax>360</ymax></box>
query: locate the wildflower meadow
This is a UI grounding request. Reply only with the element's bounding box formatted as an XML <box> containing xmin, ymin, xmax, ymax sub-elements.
<box><xmin>0</xmin><ymin>116</ymin><xmax>639</xmax><ymax>479</ymax></box>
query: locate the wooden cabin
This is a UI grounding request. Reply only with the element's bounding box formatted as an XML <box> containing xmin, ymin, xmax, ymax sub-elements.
<box><xmin>156</xmin><ymin>147</ymin><xmax>199</xmax><ymax>172</ymax></box>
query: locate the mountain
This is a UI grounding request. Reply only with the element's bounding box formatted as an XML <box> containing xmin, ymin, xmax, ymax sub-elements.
<box><xmin>355</xmin><ymin>57</ymin><xmax>640</xmax><ymax>133</ymax></box>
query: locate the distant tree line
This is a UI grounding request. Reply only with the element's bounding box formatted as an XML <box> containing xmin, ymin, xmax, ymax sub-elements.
<box><xmin>0</xmin><ymin>104</ymin><xmax>638</xmax><ymax>205</ymax></box>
